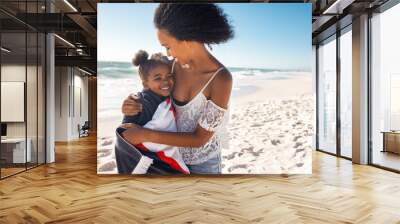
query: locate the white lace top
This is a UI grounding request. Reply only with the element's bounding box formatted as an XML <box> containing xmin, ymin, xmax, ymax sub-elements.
<box><xmin>172</xmin><ymin>62</ymin><xmax>230</xmax><ymax>165</ymax></box>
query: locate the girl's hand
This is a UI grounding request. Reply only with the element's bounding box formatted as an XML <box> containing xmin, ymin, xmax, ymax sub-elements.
<box><xmin>122</xmin><ymin>94</ymin><xmax>142</xmax><ymax>116</ymax></box>
<box><xmin>119</xmin><ymin>123</ymin><xmax>135</xmax><ymax>129</ymax></box>
<box><xmin>121</xmin><ymin>123</ymin><xmax>147</xmax><ymax>145</ymax></box>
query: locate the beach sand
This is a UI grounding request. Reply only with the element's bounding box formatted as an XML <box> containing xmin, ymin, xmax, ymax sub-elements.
<box><xmin>223</xmin><ymin>74</ymin><xmax>314</xmax><ymax>174</ymax></box>
<box><xmin>97</xmin><ymin>74</ymin><xmax>314</xmax><ymax>174</ymax></box>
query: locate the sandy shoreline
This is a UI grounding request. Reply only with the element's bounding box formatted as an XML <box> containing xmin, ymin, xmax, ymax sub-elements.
<box><xmin>232</xmin><ymin>73</ymin><xmax>313</xmax><ymax>104</ymax></box>
<box><xmin>97</xmin><ymin>74</ymin><xmax>314</xmax><ymax>174</ymax></box>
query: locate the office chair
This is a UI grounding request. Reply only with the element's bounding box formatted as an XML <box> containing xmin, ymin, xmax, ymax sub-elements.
<box><xmin>79</xmin><ymin>121</ymin><xmax>90</xmax><ymax>138</ymax></box>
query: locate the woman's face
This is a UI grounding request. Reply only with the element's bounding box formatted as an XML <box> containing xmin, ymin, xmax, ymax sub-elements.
<box><xmin>157</xmin><ymin>29</ymin><xmax>191</xmax><ymax>65</ymax></box>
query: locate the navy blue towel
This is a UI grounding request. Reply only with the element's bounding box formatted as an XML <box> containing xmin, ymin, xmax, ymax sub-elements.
<box><xmin>114</xmin><ymin>127</ymin><xmax>182</xmax><ymax>175</ymax></box>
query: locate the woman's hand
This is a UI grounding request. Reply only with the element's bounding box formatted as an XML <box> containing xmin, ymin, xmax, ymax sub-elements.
<box><xmin>122</xmin><ymin>94</ymin><xmax>142</xmax><ymax>116</ymax></box>
<box><xmin>120</xmin><ymin>123</ymin><xmax>147</xmax><ymax>145</ymax></box>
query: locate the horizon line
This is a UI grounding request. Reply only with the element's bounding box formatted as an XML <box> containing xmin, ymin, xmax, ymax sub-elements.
<box><xmin>98</xmin><ymin>60</ymin><xmax>311</xmax><ymax>71</ymax></box>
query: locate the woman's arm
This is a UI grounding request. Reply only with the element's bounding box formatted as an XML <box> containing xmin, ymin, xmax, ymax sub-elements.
<box><xmin>123</xmin><ymin>69</ymin><xmax>233</xmax><ymax>148</ymax></box>
<box><xmin>122</xmin><ymin>94</ymin><xmax>142</xmax><ymax>116</ymax></box>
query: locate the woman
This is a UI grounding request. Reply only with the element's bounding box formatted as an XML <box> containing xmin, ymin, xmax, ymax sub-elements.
<box><xmin>121</xmin><ymin>3</ymin><xmax>234</xmax><ymax>174</ymax></box>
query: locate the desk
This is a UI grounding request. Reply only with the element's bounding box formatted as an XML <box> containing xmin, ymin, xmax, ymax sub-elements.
<box><xmin>381</xmin><ymin>131</ymin><xmax>400</xmax><ymax>154</ymax></box>
<box><xmin>1</xmin><ymin>138</ymin><xmax>31</xmax><ymax>163</ymax></box>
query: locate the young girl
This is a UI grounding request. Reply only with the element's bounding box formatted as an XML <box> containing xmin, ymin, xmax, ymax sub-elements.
<box><xmin>115</xmin><ymin>50</ymin><xmax>189</xmax><ymax>174</ymax></box>
<box><xmin>121</xmin><ymin>4</ymin><xmax>233</xmax><ymax>174</ymax></box>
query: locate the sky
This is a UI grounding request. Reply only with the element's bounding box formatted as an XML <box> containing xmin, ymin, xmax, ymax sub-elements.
<box><xmin>98</xmin><ymin>3</ymin><xmax>311</xmax><ymax>71</ymax></box>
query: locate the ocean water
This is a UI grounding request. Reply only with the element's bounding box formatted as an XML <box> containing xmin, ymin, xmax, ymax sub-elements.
<box><xmin>97</xmin><ymin>61</ymin><xmax>306</xmax><ymax>119</ymax></box>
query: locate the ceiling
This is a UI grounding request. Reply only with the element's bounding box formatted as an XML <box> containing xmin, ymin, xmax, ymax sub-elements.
<box><xmin>310</xmin><ymin>0</ymin><xmax>390</xmax><ymax>44</ymax></box>
<box><xmin>0</xmin><ymin>0</ymin><xmax>394</xmax><ymax>75</ymax></box>
<box><xmin>0</xmin><ymin>0</ymin><xmax>97</xmax><ymax>74</ymax></box>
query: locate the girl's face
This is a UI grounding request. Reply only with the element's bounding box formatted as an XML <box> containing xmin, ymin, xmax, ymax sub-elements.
<box><xmin>143</xmin><ymin>64</ymin><xmax>174</xmax><ymax>97</ymax></box>
<box><xmin>157</xmin><ymin>29</ymin><xmax>191</xmax><ymax>65</ymax></box>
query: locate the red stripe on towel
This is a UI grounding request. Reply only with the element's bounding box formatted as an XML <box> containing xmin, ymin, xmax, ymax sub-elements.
<box><xmin>135</xmin><ymin>143</ymin><xmax>148</xmax><ymax>151</ymax></box>
<box><xmin>156</xmin><ymin>151</ymin><xmax>189</xmax><ymax>174</ymax></box>
<box><xmin>166</xmin><ymin>98</ymin><xmax>176</xmax><ymax>118</ymax></box>
<box><xmin>135</xmin><ymin>143</ymin><xmax>188</xmax><ymax>174</ymax></box>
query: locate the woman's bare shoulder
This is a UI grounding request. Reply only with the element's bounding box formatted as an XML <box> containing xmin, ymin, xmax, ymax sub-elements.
<box><xmin>212</xmin><ymin>68</ymin><xmax>232</xmax><ymax>90</ymax></box>
<box><xmin>217</xmin><ymin>67</ymin><xmax>232</xmax><ymax>80</ymax></box>
<box><xmin>209</xmin><ymin>68</ymin><xmax>232</xmax><ymax>108</ymax></box>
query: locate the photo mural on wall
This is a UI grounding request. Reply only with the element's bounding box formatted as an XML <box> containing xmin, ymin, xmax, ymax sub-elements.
<box><xmin>97</xmin><ymin>3</ymin><xmax>313</xmax><ymax>175</ymax></box>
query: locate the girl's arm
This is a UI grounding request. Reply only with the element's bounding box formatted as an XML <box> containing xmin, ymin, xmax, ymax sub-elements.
<box><xmin>123</xmin><ymin>69</ymin><xmax>233</xmax><ymax>148</ymax></box>
<box><xmin>123</xmin><ymin>125</ymin><xmax>213</xmax><ymax>148</ymax></box>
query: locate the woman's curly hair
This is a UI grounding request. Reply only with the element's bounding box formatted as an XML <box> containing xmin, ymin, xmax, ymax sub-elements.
<box><xmin>154</xmin><ymin>3</ymin><xmax>234</xmax><ymax>45</ymax></box>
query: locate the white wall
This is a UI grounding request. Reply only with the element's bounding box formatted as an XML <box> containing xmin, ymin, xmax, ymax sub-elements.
<box><xmin>0</xmin><ymin>65</ymin><xmax>42</xmax><ymax>138</ymax></box>
<box><xmin>72</xmin><ymin>73</ymin><xmax>89</xmax><ymax>138</ymax></box>
<box><xmin>1</xmin><ymin>65</ymin><xmax>26</xmax><ymax>139</ymax></box>
<box><xmin>1</xmin><ymin>63</ymin><xmax>46</xmax><ymax>164</ymax></box>
<box><xmin>54</xmin><ymin>66</ymin><xmax>70</xmax><ymax>141</ymax></box>
<box><xmin>54</xmin><ymin>67</ymin><xmax>89</xmax><ymax>141</ymax></box>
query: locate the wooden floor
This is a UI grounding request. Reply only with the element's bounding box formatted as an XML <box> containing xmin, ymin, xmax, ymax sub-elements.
<box><xmin>1</xmin><ymin>167</ymin><xmax>26</xmax><ymax>178</ymax></box>
<box><xmin>1</xmin><ymin>163</ymin><xmax>44</xmax><ymax>178</ymax></box>
<box><xmin>1</xmin><ymin>135</ymin><xmax>400</xmax><ymax>223</ymax></box>
<box><xmin>372</xmin><ymin>150</ymin><xmax>400</xmax><ymax>171</ymax></box>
